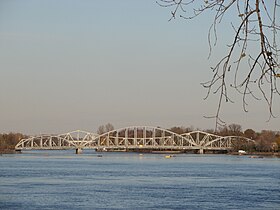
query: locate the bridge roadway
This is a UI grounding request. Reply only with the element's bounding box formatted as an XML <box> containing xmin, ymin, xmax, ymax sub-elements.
<box><xmin>15</xmin><ymin>126</ymin><xmax>255</xmax><ymax>154</ymax></box>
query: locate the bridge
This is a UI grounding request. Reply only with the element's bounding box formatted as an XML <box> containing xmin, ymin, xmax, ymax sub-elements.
<box><xmin>15</xmin><ymin>126</ymin><xmax>255</xmax><ymax>154</ymax></box>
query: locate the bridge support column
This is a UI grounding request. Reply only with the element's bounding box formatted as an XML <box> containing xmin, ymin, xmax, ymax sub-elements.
<box><xmin>15</xmin><ymin>149</ymin><xmax>22</xmax><ymax>153</ymax></box>
<box><xmin>76</xmin><ymin>148</ymin><xmax>82</xmax><ymax>154</ymax></box>
<box><xmin>199</xmin><ymin>148</ymin><xmax>204</xmax><ymax>154</ymax></box>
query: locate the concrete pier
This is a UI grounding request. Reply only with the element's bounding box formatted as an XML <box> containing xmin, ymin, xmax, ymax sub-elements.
<box><xmin>76</xmin><ymin>148</ymin><xmax>82</xmax><ymax>154</ymax></box>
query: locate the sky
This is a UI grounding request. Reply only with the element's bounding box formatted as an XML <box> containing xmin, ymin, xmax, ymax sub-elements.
<box><xmin>0</xmin><ymin>0</ymin><xmax>279</xmax><ymax>135</ymax></box>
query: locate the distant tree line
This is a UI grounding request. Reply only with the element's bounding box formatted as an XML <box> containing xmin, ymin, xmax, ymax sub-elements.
<box><xmin>0</xmin><ymin>133</ymin><xmax>27</xmax><ymax>153</ymax></box>
<box><xmin>1</xmin><ymin>123</ymin><xmax>279</xmax><ymax>153</ymax></box>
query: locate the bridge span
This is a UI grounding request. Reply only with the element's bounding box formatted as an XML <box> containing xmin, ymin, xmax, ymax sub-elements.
<box><xmin>15</xmin><ymin>126</ymin><xmax>254</xmax><ymax>154</ymax></box>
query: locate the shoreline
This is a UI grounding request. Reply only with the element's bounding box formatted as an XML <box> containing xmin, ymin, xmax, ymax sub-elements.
<box><xmin>229</xmin><ymin>151</ymin><xmax>280</xmax><ymax>157</ymax></box>
<box><xmin>1</xmin><ymin>149</ymin><xmax>279</xmax><ymax>157</ymax></box>
<box><xmin>0</xmin><ymin>149</ymin><xmax>17</xmax><ymax>154</ymax></box>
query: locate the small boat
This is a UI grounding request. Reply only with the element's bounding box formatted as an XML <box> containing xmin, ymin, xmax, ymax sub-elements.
<box><xmin>238</xmin><ymin>150</ymin><xmax>247</xmax><ymax>155</ymax></box>
<box><xmin>165</xmin><ymin>155</ymin><xmax>174</xmax><ymax>159</ymax></box>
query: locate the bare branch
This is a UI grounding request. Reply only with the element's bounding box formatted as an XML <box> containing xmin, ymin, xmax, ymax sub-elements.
<box><xmin>158</xmin><ymin>0</ymin><xmax>280</xmax><ymax>130</ymax></box>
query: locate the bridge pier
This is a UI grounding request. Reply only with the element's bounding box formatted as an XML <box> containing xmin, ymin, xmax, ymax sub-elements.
<box><xmin>76</xmin><ymin>148</ymin><xmax>82</xmax><ymax>154</ymax></box>
<box><xmin>199</xmin><ymin>148</ymin><xmax>204</xmax><ymax>154</ymax></box>
<box><xmin>15</xmin><ymin>149</ymin><xmax>22</xmax><ymax>153</ymax></box>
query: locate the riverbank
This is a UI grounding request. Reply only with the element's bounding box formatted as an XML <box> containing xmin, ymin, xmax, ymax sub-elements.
<box><xmin>0</xmin><ymin>149</ymin><xmax>17</xmax><ymax>154</ymax></box>
<box><xmin>229</xmin><ymin>151</ymin><xmax>280</xmax><ymax>157</ymax></box>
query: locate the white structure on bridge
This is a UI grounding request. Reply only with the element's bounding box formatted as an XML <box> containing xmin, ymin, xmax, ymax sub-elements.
<box><xmin>15</xmin><ymin>126</ymin><xmax>254</xmax><ymax>154</ymax></box>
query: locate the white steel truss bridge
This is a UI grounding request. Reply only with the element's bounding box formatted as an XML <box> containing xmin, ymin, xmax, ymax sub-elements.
<box><xmin>15</xmin><ymin>126</ymin><xmax>255</xmax><ymax>154</ymax></box>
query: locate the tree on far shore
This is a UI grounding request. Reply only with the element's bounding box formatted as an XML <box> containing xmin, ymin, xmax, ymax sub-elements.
<box><xmin>97</xmin><ymin>123</ymin><xmax>114</xmax><ymax>135</ymax></box>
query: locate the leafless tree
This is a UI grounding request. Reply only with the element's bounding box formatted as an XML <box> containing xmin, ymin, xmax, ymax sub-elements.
<box><xmin>97</xmin><ymin>125</ymin><xmax>105</xmax><ymax>135</ymax></box>
<box><xmin>244</xmin><ymin>128</ymin><xmax>257</xmax><ymax>139</ymax></box>
<box><xmin>157</xmin><ymin>0</ymin><xmax>280</xmax><ymax>129</ymax></box>
<box><xmin>105</xmin><ymin>123</ymin><xmax>114</xmax><ymax>132</ymax></box>
<box><xmin>256</xmin><ymin>130</ymin><xmax>276</xmax><ymax>151</ymax></box>
<box><xmin>228</xmin><ymin>123</ymin><xmax>243</xmax><ymax>136</ymax></box>
<box><xmin>97</xmin><ymin>123</ymin><xmax>114</xmax><ymax>135</ymax></box>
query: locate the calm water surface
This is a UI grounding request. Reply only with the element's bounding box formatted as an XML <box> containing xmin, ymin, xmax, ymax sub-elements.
<box><xmin>0</xmin><ymin>151</ymin><xmax>279</xmax><ymax>210</ymax></box>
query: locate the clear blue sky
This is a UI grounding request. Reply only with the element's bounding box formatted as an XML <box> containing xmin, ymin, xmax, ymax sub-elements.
<box><xmin>0</xmin><ymin>0</ymin><xmax>279</xmax><ymax>134</ymax></box>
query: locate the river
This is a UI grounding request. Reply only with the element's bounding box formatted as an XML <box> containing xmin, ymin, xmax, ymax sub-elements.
<box><xmin>0</xmin><ymin>150</ymin><xmax>279</xmax><ymax>209</ymax></box>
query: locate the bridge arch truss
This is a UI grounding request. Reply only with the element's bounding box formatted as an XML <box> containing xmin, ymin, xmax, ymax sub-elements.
<box><xmin>15</xmin><ymin>130</ymin><xmax>98</xmax><ymax>150</ymax></box>
<box><xmin>84</xmin><ymin>126</ymin><xmax>197</xmax><ymax>150</ymax></box>
<box><xmin>181</xmin><ymin>131</ymin><xmax>254</xmax><ymax>150</ymax></box>
<box><xmin>15</xmin><ymin>126</ymin><xmax>255</xmax><ymax>152</ymax></box>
